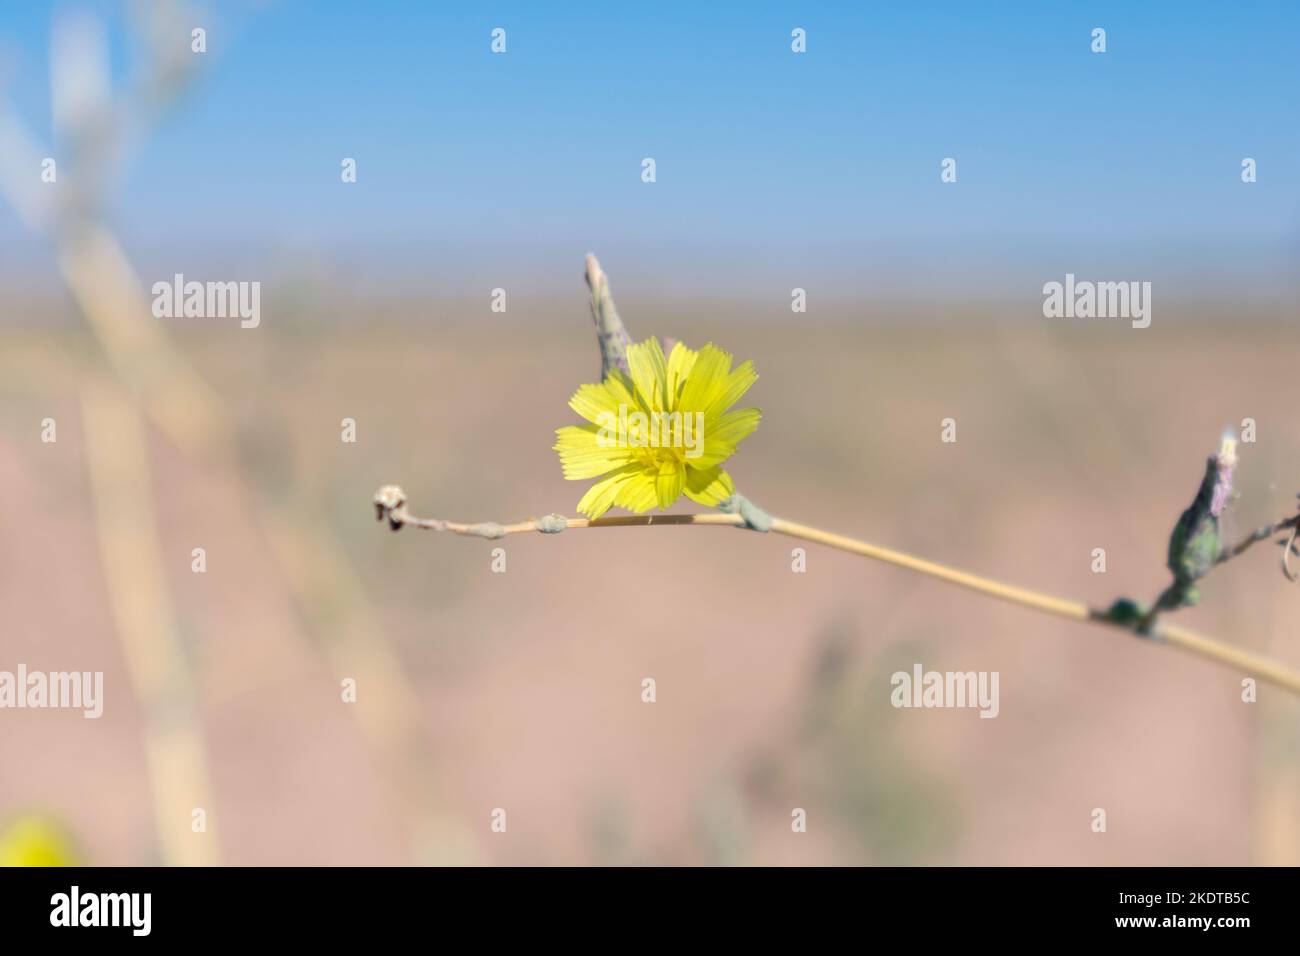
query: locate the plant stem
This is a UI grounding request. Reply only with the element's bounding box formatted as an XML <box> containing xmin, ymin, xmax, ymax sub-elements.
<box><xmin>1218</xmin><ymin>511</ymin><xmax>1300</xmax><ymax>582</ymax></box>
<box><xmin>768</xmin><ymin>516</ymin><xmax>1090</xmax><ymax>621</ymax></box>
<box><xmin>374</xmin><ymin>487</ymin><xmax>1300</xmax><ymax>697</ymax></box>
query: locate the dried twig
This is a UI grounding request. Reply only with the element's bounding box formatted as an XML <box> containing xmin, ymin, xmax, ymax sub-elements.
<box><xmin>373</xmin><ymin>485</ymin><xmax>1300</xmax><ymax>697</ymax></box>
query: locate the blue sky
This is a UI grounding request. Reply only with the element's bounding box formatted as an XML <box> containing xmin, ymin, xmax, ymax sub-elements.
<box><xmin>1</xmin><ymin>1</ymin><xmax>1296</xmax><ymax>300</ymax></box>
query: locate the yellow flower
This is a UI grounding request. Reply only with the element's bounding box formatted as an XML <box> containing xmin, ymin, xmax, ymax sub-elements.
<box><xmin>0</xmin><ymin>815</ymin><xmax>77</xmax><ymax>867</ymax></box>
<box><xmin>555</xmin><ymin>338</ymin><xmax>760</xmax><ymax>518</ymax></box>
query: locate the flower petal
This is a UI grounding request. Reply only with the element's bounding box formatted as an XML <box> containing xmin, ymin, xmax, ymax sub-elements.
<box><xmin>665</xmin><ymin>340</ymin><xmax>698</xmax><ymax>409</ymax></box>
<box><xmin>706</xmin><ymin>359</ymin><xmax>758</xmax><ymax>416</ymax></box>
<box><xmin>677</xmin><ymin>343</ymin><xmax>732</xmax><ymax>413</ymax></box>
<box><xmin>567</xmin><ymin>381</ymin><xmax>623</xmax><ymax>426</ymax></box>
<box><xmin>654</xmin><ymin>459</ymin><xmax>686</xmax><ymax>509</ymax></box>
<box><xmin>707</xmin><ymin>407</ymin><xmax>761</xmax><ymax>448</ymax></box>
<box><xmin>683</xmin><ymin>464</ymin><xmax>735</xmax><ymax>506</ymax></box>
<box><xmin>625</xmin><ymin>338</ymin><xmax>668</xmax><ymax>411</ymax></box>
<box><xmin>602</xmin><ymin>369</ymin><xmax>645</xmax><ymax>415</ymax></box>
<box><xmin>614</xmin><ymin>469</ymin><xmax>660</xmax><ymax>513</ymax></box>
<box><xmin>554</xmin><ymin>424</ymin><xmax>637</xmax><ymax>479</ymax></box>
<box><xmin>576</xmin><ymin>463</ymin><xmax>644</xmax><ymax>518</ymax></box>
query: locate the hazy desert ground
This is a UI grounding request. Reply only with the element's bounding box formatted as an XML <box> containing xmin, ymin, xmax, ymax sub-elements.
<box><xmin>2</xmin><ymin>291</ymin><xmax>1297</xmax><ymax>866</ymax></box>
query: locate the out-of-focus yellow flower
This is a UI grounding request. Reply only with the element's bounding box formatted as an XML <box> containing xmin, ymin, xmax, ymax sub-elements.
<box><xmin>555</xmin><ymin>337</ymin><xmax>760</xmax><ymax>518</ymax></box>
<box><xmin>0</xmin><ymin>815</ymin><xmax>77</xmax><ymax>867</ymax></box>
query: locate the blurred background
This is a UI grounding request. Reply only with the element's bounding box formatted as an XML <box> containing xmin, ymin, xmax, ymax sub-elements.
<box><xmin>0</xmin><ymin>0</ymin><xmax>1297</xmax><ymax>865</ymax></box>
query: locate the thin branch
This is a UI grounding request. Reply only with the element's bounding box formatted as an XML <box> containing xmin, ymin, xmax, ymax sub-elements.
<box><xmin>1216</xmin><ymin>504</ymin><xmax>1300</xmax><ymax>581</ymax></box>
<box><xmin>373</xmin><ymin>486</ymin><xmax>1300</xmax><ymax>697</ymax></box>
<box><xmin>373</xmin><ymin>485</ymin><xmax>743</xmax><ymax>538</ymax></box>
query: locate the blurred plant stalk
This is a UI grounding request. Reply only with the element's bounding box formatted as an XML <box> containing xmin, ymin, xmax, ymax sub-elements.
<box><xmin>0</xmin><ymin>3</ymin><xmax>466</xmax><ymax>863</ymax></box>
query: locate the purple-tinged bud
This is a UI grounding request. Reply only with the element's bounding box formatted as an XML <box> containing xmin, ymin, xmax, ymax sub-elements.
<box><xmin>1210</xmin><ymin>432</ymin><xmax>1237</xmax><ymax>518</ymax></box>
